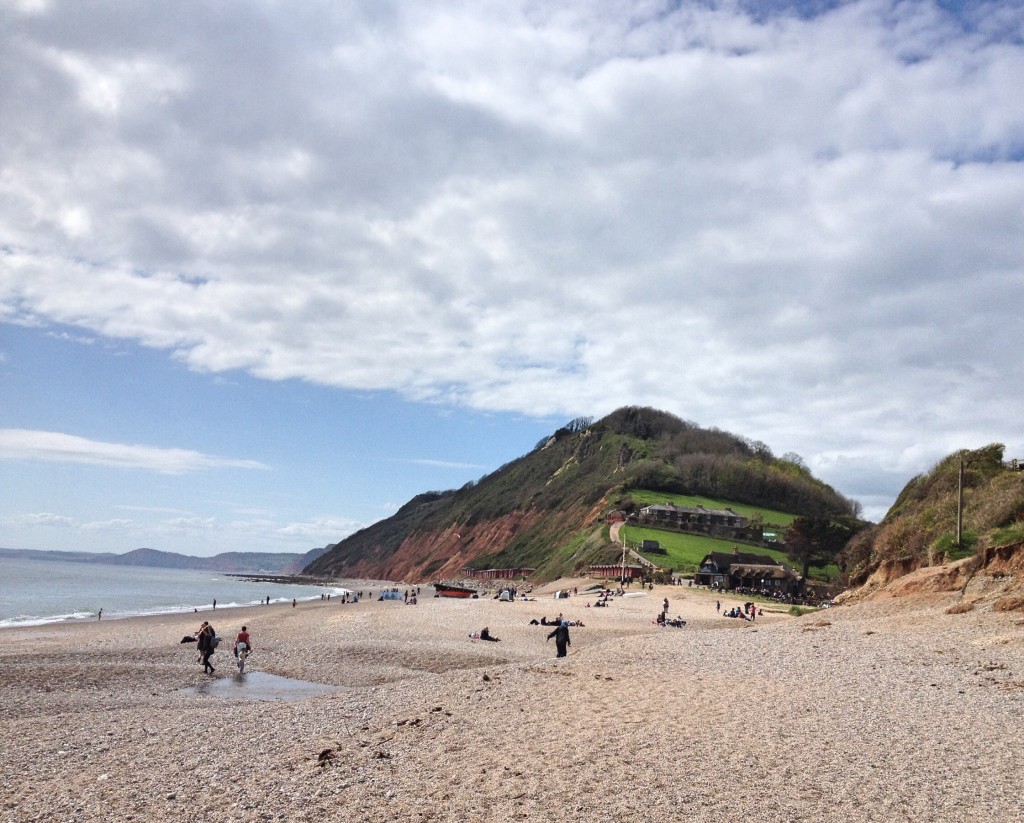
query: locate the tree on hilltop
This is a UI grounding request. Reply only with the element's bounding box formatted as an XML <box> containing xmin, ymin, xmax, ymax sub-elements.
<box><xmin>784</xmin><ymin>515</ymin><xmax>860</xmax><ymax>579</ymax></box>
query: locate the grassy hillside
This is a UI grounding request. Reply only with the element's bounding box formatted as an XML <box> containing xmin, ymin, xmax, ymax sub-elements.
<box><xmin>621</xmin><ymin>525</ymin><xmax>840</xmax><ymax>580</ymax></box>
<box><xmin>840</xmin><ymin>444</ymin><xmax>1024</xmax><ymax>586</ymax></box>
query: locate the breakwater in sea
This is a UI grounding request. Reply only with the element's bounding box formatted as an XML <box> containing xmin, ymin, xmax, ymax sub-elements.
<box><xmin>0</xmin><ymin>556</ymin><xmax>354</xmax><ymax>627</ymax></box>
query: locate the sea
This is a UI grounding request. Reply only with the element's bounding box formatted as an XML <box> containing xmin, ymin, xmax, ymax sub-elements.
<box><xmin>0</xmin><ymin>555</ymin><xmax>357</xmax><ymax>628</ymax></box>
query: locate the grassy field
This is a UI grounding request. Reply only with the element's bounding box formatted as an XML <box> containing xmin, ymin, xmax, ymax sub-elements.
<box><xmin>620</xmin><ymin>524</ymin><xmax>840</xmax><ymax>581</ymax></box>
<box><xmin>625</xmin><ymin>489</ymin><xmax>798</xmax><ymax>530</ymax></box>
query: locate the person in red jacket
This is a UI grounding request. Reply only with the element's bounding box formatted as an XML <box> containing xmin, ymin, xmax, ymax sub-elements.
<box><xmin>234</xmin><ymin>625</ymin><xmax>253</xmax><ymax>673</ymax></box>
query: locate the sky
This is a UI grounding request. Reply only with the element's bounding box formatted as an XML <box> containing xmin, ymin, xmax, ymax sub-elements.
<box><xmin>1</xmin><ymin>0</ymin><xmax>1022</xmax><ymax>557</ymax></box>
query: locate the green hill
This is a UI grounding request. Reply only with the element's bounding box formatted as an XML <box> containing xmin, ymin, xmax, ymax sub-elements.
<box><xmin>840</xmin><ymin>444</ymin><xmax>1024</xmax><ymax>586</ymax></box>
<box><xmin>304</xmin><ymin>406</ymin><xmax>858</xmax><ymax>582</ymax></box>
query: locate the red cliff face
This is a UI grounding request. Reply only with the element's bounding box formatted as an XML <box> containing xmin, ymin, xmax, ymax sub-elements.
<box><xmin>315</xmin><ymin>492</ymin><xmax>616</xmax><ymax>582</ymax></box>
<box><xmin>337</xmin><ymin>509</ymin><xmax>547</xmax><ymax>582</ymax></box>
<box><xmin>842</xmin><ymin>541</ymin><xmax>1024</xmax><ymax>606</ymax></box>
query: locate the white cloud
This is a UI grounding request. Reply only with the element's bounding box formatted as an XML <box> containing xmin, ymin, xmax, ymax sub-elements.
<box><xmin>114</xmin><ymin>504</ymin><xmax>194</xmax><ymax>515</ymax></box>
<box><xmin>396</xmin><ymin>458</ymin><xmax>489</xmax><ymax>470</ymax></box>
<box><xmin>0</xmin><ymin>430</ymin><xmax>269</xmax><ymax>474</ymax></box>
<box><xmin>276</xmin><ymin>517</ymin><xmax>364</xmax><ymax>540</ymax></box>
<box><xmin>80</xmin><ymin>518</ymin><xmax>135</xmax><ymax>531</ymax></box>
<box><xmin>0</xmin><ymin>512</ymin><xmax>75</xmax><ymax>528</ymax></box>
<box><xmin>1</xmin><ymin>0</ymin><xmax>1022</xmax><ymax>521</ymax></box>
<box><xmin>152</xmin><ymin>517</ymin><xmax>218</xmax><ymax>538</ymax></box>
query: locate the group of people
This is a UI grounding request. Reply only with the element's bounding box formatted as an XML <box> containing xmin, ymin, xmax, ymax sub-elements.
<box><xmin>654</xmin><ymin>597</ymin><xmax>687</xmax><ymax>627</ymax></box>
<box><xmin>195</xmin><ymin>621</ymin><xmax>253</xmax><ymax>675</ymax></box>
<box><xmin>320</xmin><ymin>591</ymin><xmax>366</xmax><ymax>604</ymax></box>
<box><xmin>716</xmin><ymin>600</ymin><xmax>761</xmax><ymax>621</ymax></box>
<box><xmin>528</xmin><ymin>613</ymin><xmax>584</xmax><ymax>628</ymax></box>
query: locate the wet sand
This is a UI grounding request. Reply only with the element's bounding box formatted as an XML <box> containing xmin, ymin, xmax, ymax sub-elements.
<box><xmin>2</xmin><ymin>580</ymin><xmax>1023</xmax><ymax>822</ymax></box>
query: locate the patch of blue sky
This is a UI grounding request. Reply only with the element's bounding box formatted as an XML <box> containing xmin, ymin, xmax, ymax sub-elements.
<box><xmin>944</xmin><ymin>143</ymin><xmax>1024</xmax><ymax>166</ymax></box>
<box><xmin>734</xmin><ymin>0</ymin><xmax>1021</xmax><ymax>32</ymax></box>
<box><xmin>736</xmin><ymin>0</ymin><xmax>851</xmax><ymax>23</ymax></box>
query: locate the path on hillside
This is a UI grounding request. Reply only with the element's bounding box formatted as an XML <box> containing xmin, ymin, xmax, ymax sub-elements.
<box><xmin>609</xmin><ymin>519</ymin><xmax>658</xmax><ymax>569</ymax></box>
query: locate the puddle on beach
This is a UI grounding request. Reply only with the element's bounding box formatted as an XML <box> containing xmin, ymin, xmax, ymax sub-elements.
<box><xmin>184</xmin><ymin>671</ymin><xmax>343</xmax><ymax>702</ymax></box>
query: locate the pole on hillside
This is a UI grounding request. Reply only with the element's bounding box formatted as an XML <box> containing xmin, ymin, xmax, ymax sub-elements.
<box><xmin>956</xmin><ymin>454</ymin><xmax>965</xmax><ymax>548</ymax></box>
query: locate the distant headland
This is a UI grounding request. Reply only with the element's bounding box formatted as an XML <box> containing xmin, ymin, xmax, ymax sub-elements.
<box><xmin>0</xmin><ymin>545</ymin><xmax>328</xmax><ymax>575</ymax></box>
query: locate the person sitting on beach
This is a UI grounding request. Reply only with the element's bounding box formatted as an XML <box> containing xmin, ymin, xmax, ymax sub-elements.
<box><xmin>479</xmin><ymin>626</ymin><xmax>500</xmax><ymax>642</ymax></box>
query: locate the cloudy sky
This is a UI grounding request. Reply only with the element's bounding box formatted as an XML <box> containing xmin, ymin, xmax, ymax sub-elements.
<box><xmin>2</xmin><ymin>0</ymin><xmax>1022</xmax><ymax>557</ymax></box>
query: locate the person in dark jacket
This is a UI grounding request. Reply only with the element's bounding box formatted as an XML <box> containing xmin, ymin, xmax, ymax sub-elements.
<box><xmin>196</xmin><ymin>621</ymin><xmax>216</xmax><ymax>674</ymax></box>
<box><xmin>546</xmin><ymin>621</ymin><xmax>571</xmax><ymax>658</ymax></box>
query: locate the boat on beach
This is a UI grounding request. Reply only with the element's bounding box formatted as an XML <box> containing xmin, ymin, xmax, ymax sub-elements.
<box><xmin>433</xmin><ymin>582</ymin><xmax>479</xmax><ymax>599</ymax></box>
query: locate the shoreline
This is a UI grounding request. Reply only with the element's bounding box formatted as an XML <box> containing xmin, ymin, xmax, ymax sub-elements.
<box><xmin>0</xmin><ymin>567</ymin><xmax>402</xmax><ymax>630</ymax></box>
<box><xmin>0</xmin><ymin>598</ymin><xmax>304</xmax><ymax>639</ymax></box>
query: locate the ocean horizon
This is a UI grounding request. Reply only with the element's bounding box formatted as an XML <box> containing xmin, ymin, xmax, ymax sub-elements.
<box><xmin>0</xmin><ymin>555</ymin><xmax>363</xmax><ymax>628</ymax></box>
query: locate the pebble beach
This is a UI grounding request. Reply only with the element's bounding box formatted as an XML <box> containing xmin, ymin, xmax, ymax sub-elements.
<box><xmin>2</xmin><ymin>580</ymin><xmax>1023</xmax><ymax>822</ymax></box>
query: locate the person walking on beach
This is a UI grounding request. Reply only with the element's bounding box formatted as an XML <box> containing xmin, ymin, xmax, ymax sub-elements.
<box><xmin>197</xmin><ymin>621</ymin><xmax>216</xmax><ymax>675</ymax></box>
<box><xmin>97</xmin><ymin>608</ymin><xmax>102</xmax><ymax>621</ymax></box>
<box><xmin>547</xmin><ymin>620</ymin><xmax>571</xmax><ymax>658</ymax></box>
<box><xmin>234</xmin><ymin>625</ymin><xmax>252</xmax><ymax>673</ymax></box>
